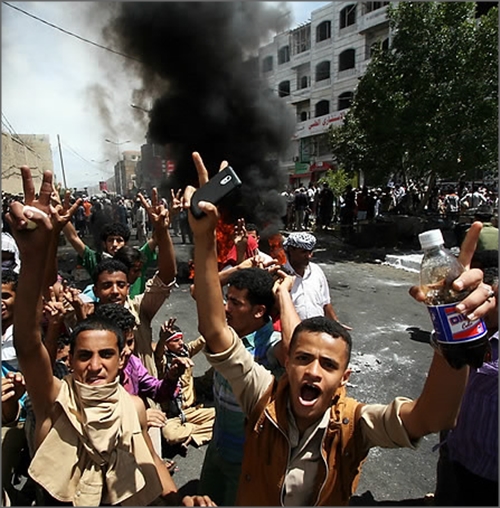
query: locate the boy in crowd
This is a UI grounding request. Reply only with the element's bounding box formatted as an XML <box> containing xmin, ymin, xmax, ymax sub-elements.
<box><xmin>155</xmin><ymin>318</ymin><xmax>216</xmax><ymax>451</ymax></box>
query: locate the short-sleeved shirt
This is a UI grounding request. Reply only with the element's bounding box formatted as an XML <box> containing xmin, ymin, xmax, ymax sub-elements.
<box><xmin>283</xmin><ymin>259</ymin><xmax>331</xmax><ymax>320</ymax></box>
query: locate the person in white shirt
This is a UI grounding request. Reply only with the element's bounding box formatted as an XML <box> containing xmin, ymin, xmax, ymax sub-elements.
<box><xmin>282</xmin><ymin>232</ymin><xmax>351</xmax><ymax>329</ymax></box>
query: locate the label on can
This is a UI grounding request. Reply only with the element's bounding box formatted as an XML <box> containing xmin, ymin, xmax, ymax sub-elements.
<box><xmin>427</xmin><ymin>302</ymin><xmax>487</xmax><ymax>344</ymax></box>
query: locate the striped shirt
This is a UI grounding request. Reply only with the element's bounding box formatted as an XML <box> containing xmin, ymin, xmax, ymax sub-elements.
<box><xmin>210</xmin><ymin>320</ymin><xmax>281</xmax><ymax>463</ymax></box>
<box><xmin>447</xmin><ymin>332</ymin><xmax>498</xmax><ymax>482</ymax></box>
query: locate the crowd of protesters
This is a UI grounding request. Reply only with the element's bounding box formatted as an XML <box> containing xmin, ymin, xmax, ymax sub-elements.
<box><xmin>1</xmin><ymin>158</ymin><xmax>498</xmax><ymax>506</ymax></box>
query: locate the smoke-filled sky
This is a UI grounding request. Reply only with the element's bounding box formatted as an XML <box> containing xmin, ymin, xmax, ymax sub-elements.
<box><xmin>2</xmin><ymin>1</ymin><xmax>329</xmax><ymax>191</ymax></box>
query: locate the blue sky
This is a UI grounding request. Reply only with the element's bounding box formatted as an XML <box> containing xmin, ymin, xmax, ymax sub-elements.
<box><xmin>2</xmin><ymin>2</ymin><xmax>329</xmax><ymax>189</ymax></box>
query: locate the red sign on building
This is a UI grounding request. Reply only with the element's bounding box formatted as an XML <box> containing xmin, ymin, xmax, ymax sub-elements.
<box><xmin>167</xmin><ymin>160</ymin><xmax>175</xmax><ymax>174</ymax></box>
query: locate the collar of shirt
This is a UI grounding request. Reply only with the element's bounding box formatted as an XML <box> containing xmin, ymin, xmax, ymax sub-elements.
<box><xmin>241</xmin><ymin>319</ymin><xmax>275</xmax><ymax>350</ymax></box>
<box><xmin>283</xmin><ymin>259</ymin><xmax>312</xmax><ymax>280</ymax></box>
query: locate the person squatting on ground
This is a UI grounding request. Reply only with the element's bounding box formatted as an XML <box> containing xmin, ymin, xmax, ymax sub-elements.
<box><xmin>154</xmin><ymin>318</ymin><xmax>216</xmax><ymax>451</ymax></box>
<box><xmin>5</xmin><ymin>166</ymin><xmax>215</xmax><ymax>506</ymax></box>
<box><xmin>182</xmin><ymin>151</ymin><xmax>496</xmax><ymax>506</ymax></box>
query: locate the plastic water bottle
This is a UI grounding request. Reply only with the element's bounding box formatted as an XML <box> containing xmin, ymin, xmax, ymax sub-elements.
<box><xmin>418</xmin><ymin>229</ymin><xmax>488</xmax><ymax>369</ymax></box>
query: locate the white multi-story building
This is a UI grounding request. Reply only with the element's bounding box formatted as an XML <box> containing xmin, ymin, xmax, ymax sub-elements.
<box><xmin>259</xmin><ymin>1</ymin><xmax>390</xmax><ymax>187</ymax></box>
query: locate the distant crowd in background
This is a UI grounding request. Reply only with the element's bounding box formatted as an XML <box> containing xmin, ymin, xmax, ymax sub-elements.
<box><xmin>281</xmin><ymin>180</ymin><xmax>499</xmax><ymax>233</ymax></box>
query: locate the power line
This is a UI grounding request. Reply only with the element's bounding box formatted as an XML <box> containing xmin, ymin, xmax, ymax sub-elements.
<box><xmin>2</xmin><ymin>1</ymin><xmax>142</xmax><ymax>63</ymax></box>
<box><xmin>1</xmin><ymin>113</ymin><xmax>43</xmax><ymax>160</ymax></box>
<box><xmin>59</xmin><ymin>139</ymin><xmax>113</xmax><ymax>173</ymax></box>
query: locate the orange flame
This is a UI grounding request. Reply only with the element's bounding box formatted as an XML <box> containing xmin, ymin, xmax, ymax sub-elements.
<box><xmin>268</xmin><ymin>233</ymin><xmax>286</xmax><ymax>265</ymax></box>
<box><xmin>188</xmin><ymin>218</ymin><xmax>235</xmax><ymax>280</ymax></box>
<box><xmin>216</xmin><ymin>219</ymin><xmax>235</xmax><ymax>270</ymax></box>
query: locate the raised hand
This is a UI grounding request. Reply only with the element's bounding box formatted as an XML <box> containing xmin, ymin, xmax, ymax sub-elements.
<box><xmin>6</xmin><ymin>167</ymin><xmax>54</xmax><ymax>256</ymax></box>
<box><xmin>160</xmin><ymin>317</ymin><xmax>178</xmax><ymax>339</ymax></box>
<box><xmin>409</xmin><ymin>222</ymin><xmax>496</xmax><ymax>321</ymax></box>
<box><xmin>138</xmin><ymin>188</ymin><xmax>170</xmax><ymax>231</ymax></box>
<box><xmin>182</xmin><ymin>152</ymin><xmax>227</xmax><ymax>235</ymax></box>
<box><xmin>52</xmin><ymin>190</ymin><xmax>81</xmax><ymax>233</ymax></box>
<box><xmin>170</xmin><ymin>189</ymin><xmax>183</xmax><ymax>217</ymax></box>
<box><xmin>156</xmin><ymin>318</ymin><xmax>178</xmax><ymax>360</ymax></box>
<box><xmin>43</xmin><ymin>285</ymin><xmax>67</xmax><ymax>326</ymax></box>
<box><xmin>234</xmin><ymin>218</ymin><xmax>248</xmax><ymax>248</ymax></box>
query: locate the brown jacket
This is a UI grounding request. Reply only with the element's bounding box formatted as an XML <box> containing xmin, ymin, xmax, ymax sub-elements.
<box><xmin>236</xmin><ymin>375</ymin><xmax>368</xmax><ymax>506</ymax></box>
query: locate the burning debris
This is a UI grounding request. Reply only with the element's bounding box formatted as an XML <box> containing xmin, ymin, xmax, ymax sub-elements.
<box><xmin>102</xmin><ymin>2</ymin><xmax>296</xmax><ymax>230</ymax></box>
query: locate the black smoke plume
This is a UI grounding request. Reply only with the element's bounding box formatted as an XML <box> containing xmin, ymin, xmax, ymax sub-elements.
<box><xmin>103</xmin><ymin>2</ymin><xmax>295</xmax><ymax>230</ymax></box>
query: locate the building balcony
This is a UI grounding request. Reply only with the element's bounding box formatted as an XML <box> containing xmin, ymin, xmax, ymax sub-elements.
<box><xmin>337</xmin><ymin>67</ymin><xmax>358</xmax><ymax>80</ymax></box>
<box><xmin>358</xmin><ymin>7</ymin><xmax>389</xmax><ymax>33</ymax></box>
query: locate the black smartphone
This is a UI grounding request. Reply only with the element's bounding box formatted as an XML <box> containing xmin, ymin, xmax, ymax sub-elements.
<box><xmin>190</xmin><ymin>166</ymin><xmax>242</xmax><ymax>219</ymax></box>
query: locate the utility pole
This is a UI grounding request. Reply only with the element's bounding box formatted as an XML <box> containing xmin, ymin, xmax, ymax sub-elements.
<box><xmin>57</xmin><ymin>134</ymin><xmax>68</xmax><ymax>189</ymax></box>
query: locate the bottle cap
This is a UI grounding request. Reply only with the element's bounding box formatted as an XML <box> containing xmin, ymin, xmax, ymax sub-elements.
<box><xmin>418</xmin><ymin>229</ymin><xmax>444</xmax><ymax>250</ymax></box>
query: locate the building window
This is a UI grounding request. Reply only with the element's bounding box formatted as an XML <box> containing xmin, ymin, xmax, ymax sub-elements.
<box><xmin>364</xmin><ymin>2</ymin><xmax>389</xmax><ymax>14</ymax></box>
<box><xmin>278</xmin><ymin>45</ymin><xmax>290</xmax><ymax>64</ymax></box>
<box><xmin>278</xmin><ymin>80</ymin><xmax>290</xmax><ymax>97</ymax></box>
<box><xmin>300</xmin><ymin>111</ymin><xmax>308</xmax><ymax>122</ymax></box>
<box><xmin>291</xmin><ymin>25</ymin><xmax>311</xmax><ymax>55</ymax></box>
<box><xmin>262</xmin><ymin>55</ymin><xmax>273</xmax><ymax>73</ymax></box>
<box><xmin>338</xmin><ymin>91</ymin><xmax>354</xmax><ymax>110</ymax></box>
<box><xmin>299</xmin><ymin>76</ymin><xmax>309</xmax><ymax>89</ymax></box>
<box><xmin>316</xmin><ymin>20</ymin><xmax>331</xmax><ymax>42</ymax></box>
<box><xmin>339</xmin><ymin>4</ymin><xmax>356</xmax><ymax>29</ymax></box>
<box><xmin>315</xmin><ymin>100</ymin><xmax>329</xmax><ymax>117</ymax></box>
<box><xmin>382</xmin><ymin>37</ymin><xmax>389</xmax><ymax>51</ymax></box>
<box><xmin>315</xmin><ymin>61</ymin><xmax>330</xmax><ymax>82</ymax></box>
<box><xmin>339</xmin><ymin>49</ymin><xmax>355</xmax><ymax>71</ymax></box>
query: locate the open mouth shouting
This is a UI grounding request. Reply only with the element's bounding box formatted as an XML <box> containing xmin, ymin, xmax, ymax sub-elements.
<box><xmin>299</xmin><ymin>383</ymin><xmax>322</xmax><ymax>407</ymax></box>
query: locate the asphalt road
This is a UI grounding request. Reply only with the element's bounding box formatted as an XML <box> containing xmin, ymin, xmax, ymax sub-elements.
<box><xmin>60</xmin><ymin>229</ymin><xmax>438</xmax><ymax>505</ymax></box>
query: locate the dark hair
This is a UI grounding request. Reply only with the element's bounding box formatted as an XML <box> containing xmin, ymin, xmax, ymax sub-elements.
<box><xmin>114</xmin><ymin>245</ymin><xmax>144</xmax><ymax>270</ymax></box>
<box><xmin>94</xmin><ymin>303</ymin><xmax>137</xmax><ymax>333</ymax></box>
<box><xmin>93</xmin><ymin>259</ymin><xmax>128</xmax><ymax>284</ymax></box>
<box><xmin>70</xmin><ymin>315</ymin><xmax>124</xmax><ymax>354</ymax></box>
<box><xmin>1</xmin><ymin>269</ymin><xmax>18</xmax><ymax>290</ymax></box>
<box><xmin>246</xmin><ymin>223</ymin><xmax>258</xmax><ymax>236</ymax></box>
<box><xmin>289</xmin><ymin>317</ymin><xmax>352</xmax><ymax>365</ymax></box>
<box><xmin>57</xmin><ymin>335</ymin><xmax>71</xmax><ymax>350</ymax></box>
<box><xmin>227</xmin><ymin>267</ymin><xmax>275</xmax><ymax>316</ymax></box>
<box><xmin>100</xmin><ymin>222</ymin><xmax>131</xmax><ymax>243</ymax></box>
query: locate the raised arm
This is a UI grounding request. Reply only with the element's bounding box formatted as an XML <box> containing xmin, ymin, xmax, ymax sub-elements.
<box><xmin>62</xmin><ymin>220</ymin><xmax>86</xmax><ymax>257</ymax></box>
<box><xmin>402</xmin><ymin>222</ymin><xmax>496</xmax><ymax>439</ymax></box>
<box><xmin>183</xmin><ymin>152</ymin><xmax>234</xmax><ymax>353</ymax></box>
<box><xmin>138</xmin><ymin>188</ymin><xmax>176</xmax><ymax>286</ymax></box>
<box><xmin>5</xmin><ymin>167</ymin><xmax>69</xmax><ymax>421</ymax></box>
<box><xmin>272</xmin><ymin>271</ymin><xmax>300</xmax><ymax>366</ymax></box>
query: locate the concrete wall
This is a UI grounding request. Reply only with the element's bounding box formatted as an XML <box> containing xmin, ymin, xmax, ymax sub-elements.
<box><xmin>2</xmin><ymin>133</ymin><xmax>54</xmax><ymax>194</ymax></box>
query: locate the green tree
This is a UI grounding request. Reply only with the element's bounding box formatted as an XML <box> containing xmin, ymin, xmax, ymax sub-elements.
<box><xmin>318</xmin><ymin>168</ymin><xmax>352</xmax><ymax>199</ymax></box>
<box><xmin>330</xmin><ymin>2</ymin><xmax>498</xmax><ymax>189</ymax></box>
